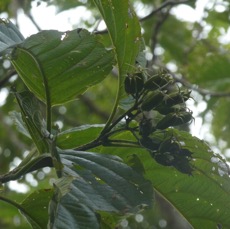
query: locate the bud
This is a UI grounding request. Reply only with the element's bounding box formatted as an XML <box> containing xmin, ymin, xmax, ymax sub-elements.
<box><xmin>141</xmin><ymin>90</ymin><xmax>165</xmax><ymax>111</ymax></box>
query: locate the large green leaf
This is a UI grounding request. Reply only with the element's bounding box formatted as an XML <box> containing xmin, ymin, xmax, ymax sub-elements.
<box><xmin>0</xmin><ymin>18</ymin><xmax>24</xmax><ymax>54</ymax></box>
<box><xmin>48</xmin><ymin>176</ymin><xmax>100</xmax><ymax>229</ymax></box>
<box><xmin>0</xmin><ymin>189</ymin><xmax>53</xmax><ymax>229</ymax></box>
<box><xmin>93</xmin><ymin>0</ymin><xmax>142</xmax><ymax>98</ymax></box>
<box><xmin>10</xmin><ymin>29</ymin><xmax>114</xmax><ymax>106</ymax></box>
<box><xmin>57</xmin><ymin>124</ymin><xmax>104</xmax><ymax>149</ymax></box>
<box><xmin>48</xmin><ymin>149</ymin><xmax>153</xmax><ymax>228</ymax></box>
<box><xmin>100</xmin><ymin>130</ymin><xmax>230</xmax><ymax>229</ymax></box>
<box><xmin>0</xmin><ymin>191</ymin><xmax>31</xmax><ymax>229</ymax></box>
<box><xmin>20</xmin><ymin>189</ymin><xmax>54</xmax><ymax>229</ymax></box>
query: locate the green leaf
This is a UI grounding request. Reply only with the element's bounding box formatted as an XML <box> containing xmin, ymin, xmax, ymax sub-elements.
<box><xmin>99</xmin><ymin>212</ymin><xmax>119</xmax><ymax>229</ymax></box>
<box><xmin>59</xmin><ymin>149</ymin><xmax>153</xmax><ymax>212</ymax></box>
<box><xmin>0</xmin><ymin>18</ymin><xmax>24</xmax><ymax>54</ymax></box>
<box><xmin>93</xmin><ymin>0</ymin><xmax>142</xmax><ymax>98</ymax></box>
<box><xmin>100</xmin><ymin>130</ymin><xmax>230</xmax><ymax>228</ymax></box>
<box><xmin>10</xmin><ymin>29</ymin><xmax>114</xmax><ymax>106</ymax></box>
<box><xmin>20</xmin><ymin>189</ymin><xmax>54</xmax><ymax>229</ymax></box>
<box><xmin>0</xmin><ymin>191</ymin><xmax>31</xmax><ymax>229</ymax></box>
<box><xmin>48</xmin><ymin>149</ymin><xmax>153</xmax><ymax>228</ymax></box>
<box><xmin>49</xmin><ymin>176</ymin><xmax>100</xmax><ymax>229</ymax></box>
<box><xmin>0</xmin><ymin>189</ymin><xmax>53</xmax><ymax>229</ymax></box>
<box><xmin>13</xmin><ymin>90</ymin><xmax>49</xmax><ymax>154</ymax></box>
<box><xmin>57</xmin><ymin>124</ymin><xmax>104</xmax><ymax>149</ymax></box>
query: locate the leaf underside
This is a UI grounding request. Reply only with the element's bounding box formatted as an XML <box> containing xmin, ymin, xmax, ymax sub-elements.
<box><xmin>0</xmin><ymin>18</ymin><xmax>24</xmax><ymax>54</ymax></box>
<box><xmin>48</xmin><ymin>149</ymin><xmax>154</xmax><ymax>229</ymax></box>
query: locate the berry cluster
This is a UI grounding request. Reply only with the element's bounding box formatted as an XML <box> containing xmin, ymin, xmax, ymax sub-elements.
<box><xmin>124</xmin><ymin>70</ymin><xmax>194</xmax><ymax>174</ymax></box>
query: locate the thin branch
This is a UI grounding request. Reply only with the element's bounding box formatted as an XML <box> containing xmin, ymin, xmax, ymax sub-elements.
<box><xmin>0</xmin><ymin>154</ymin><xmax>53</xmax><ymax>183</ymax></box>
<box><xmin>93</xmin><ymin>19</ymin><xmax>103</xmax><ymax>33</ymax></box>
<box><xmin>151</xmin><ymin>9</ymin><xmax>171</xmax><ymax>63</ymax></box>
<box><xmin>0</xmin><ymin>70</ymin><xmax>17</xmax><ymax>88</ymax></box>
<box><xmin>140</xmin><ymin>0</ymin><xmax>192</xmax><ymax>22</ymax></box>
<box><xmin>94</xmin><ymin>29</ymin><xmax>107</xmax><ymax>35</ymax></box>
<box><xmin>94</xmin><ymin>0</ymin><xmax>192</xmax><ymax>35</ymax></box>
<box><xmin>26</xmin><ymin>12</ymin><xmax>41</xmax><ymax>32</ymax></box>
<box><xmin>75</xmin><ymin>138</ymin><xmax>103</xmax><ymax>151</ymax></box>
<box><xmin>171</xmin><ymin>72</ymin><xmax>230</xmax><ymax>97</ymax></box>
<box><xmin>102</xmin><ymin>140</ymin><xmax>140</xmax><ymax>148</ymax></box>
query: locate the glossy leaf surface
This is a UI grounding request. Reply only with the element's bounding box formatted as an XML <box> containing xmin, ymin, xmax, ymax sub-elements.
<box><xmin>57</xmin><ymin>124</ymin><xmax>104</xmax><ymax>149</ymax></box>
<box><xmin>20</xmin><ymin>189</ymin><xmax>53</xmax><ymax>229</ymax></box>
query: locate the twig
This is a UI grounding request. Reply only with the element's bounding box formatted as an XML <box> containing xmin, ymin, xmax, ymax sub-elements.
<box><xmin>94</xmin><ymin>0</ymin><xmax>191</xmax><ymax>35</ymax></box>
<box><xmin>0</xmin><ymin>70</ymin><xmax>17</xmax><ymax>88</ymax></box>
<box><xmin>0</xmin><ymin>154</ymin><xmax>52</xmax><ymax>183</ymax></box>
<box><xmin>140</xmin><ymin>0</ymin><xmax>191</xmax><ymax>22</ymax></box>
<box><xmin>150</xmin><ymin>9</ymin><xmax>171</xmax><ymax>62</ymax></box>
<box><xmin>26</xmin><ymin>12</ymin><xmax>41</xmax><ymax>31</ymax></box>
<box><xmin>94</xmin><ymin>29</ymin><xmax>107</xmax><ymax>35</ymax></box>
<box><xmin>171</xmin><ymin>72</ymin><xmax>230</xmax><ymax>97</ymax></box>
